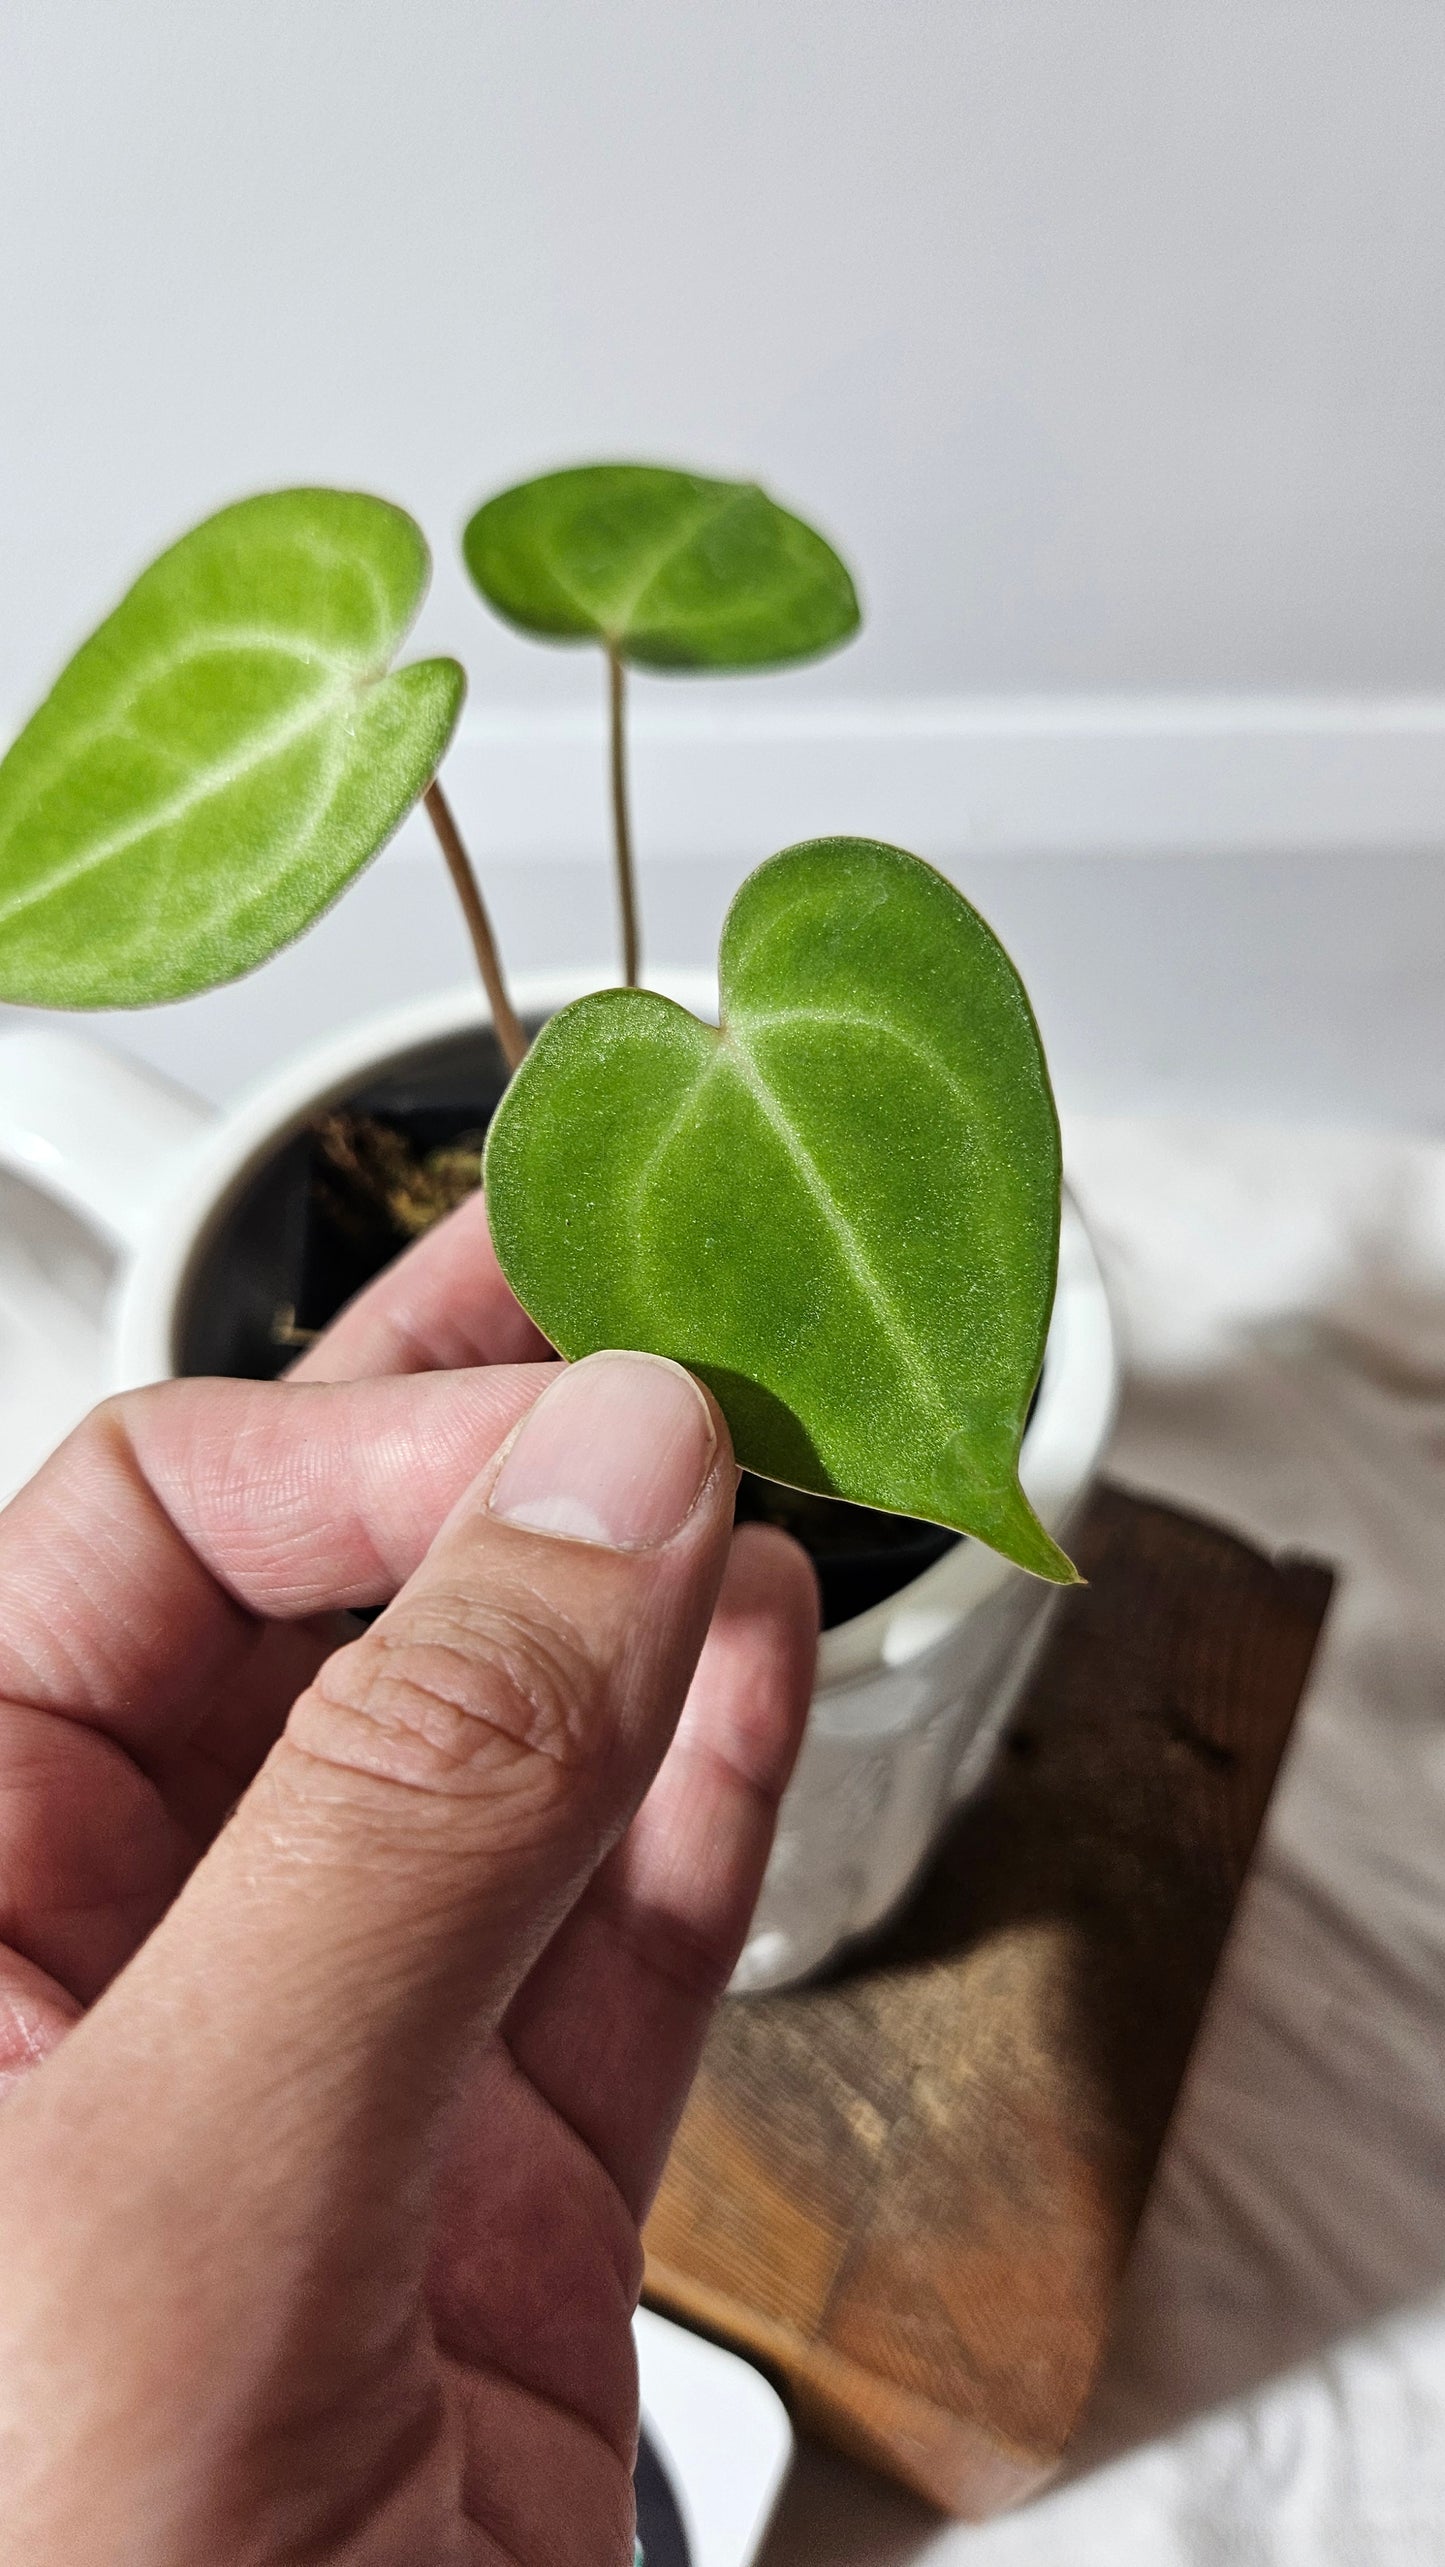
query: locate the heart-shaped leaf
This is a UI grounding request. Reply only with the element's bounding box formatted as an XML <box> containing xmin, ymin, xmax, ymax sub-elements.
<box><xmin>485</xmin><ymin>837</ymin><xmax>1077</xmax><ymax>1582</ymax></box>
<box><xmin>0</xmin><ymin>488</ymin><xmax>464</xmax><ymax>1008</ymax></box>
<box><xmin>462</xmin><ymin>463</ymin><xmax>859</xmax><ymax>669</ymax></box>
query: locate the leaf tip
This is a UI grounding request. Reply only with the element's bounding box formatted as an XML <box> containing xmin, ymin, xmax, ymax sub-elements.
<box><xmin>969</xmin><ymin>1480</ymin><xmax>1081</xmax><ymax>1586</ymax></box>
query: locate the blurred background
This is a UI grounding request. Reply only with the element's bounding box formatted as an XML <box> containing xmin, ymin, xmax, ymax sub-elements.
<box><xmin>3</xmin><ymin>0</ymin><xmax>1445</xmax><ymax>1112</ymax></box>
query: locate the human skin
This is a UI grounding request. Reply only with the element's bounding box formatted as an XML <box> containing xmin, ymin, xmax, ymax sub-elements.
<box><xmin>0</xmin><ymin>1192</ymin><xmax>818</xmax><ymax>2565</ymax></box>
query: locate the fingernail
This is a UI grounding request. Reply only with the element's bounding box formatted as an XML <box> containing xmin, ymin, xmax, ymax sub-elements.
<box><xmin>487</xmin><ymin>1351</ymin><xmax>717</xmax><ymax>1550</ymax></box>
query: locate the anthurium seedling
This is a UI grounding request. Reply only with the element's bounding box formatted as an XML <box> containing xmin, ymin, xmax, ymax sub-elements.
<box><xmin>486</xmin><ymin>835</ymin><xmax>1077</xmax><ymax>1583</ymax></box>
<box><xmin>462</xmin><ymin>463</ymin><xmax>860</xmax><ymax>986</ymax></box>
<box><xmin>0</xmin><ymin>482</ymin><xmax>1073</xmax><ymax>1581</ymax></box>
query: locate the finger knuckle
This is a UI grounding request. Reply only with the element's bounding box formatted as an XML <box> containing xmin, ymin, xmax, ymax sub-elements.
<box><xmin>293</xmin><ymin>1584</ymin><xmax>609</xmax><ymax>1803</ymax></box>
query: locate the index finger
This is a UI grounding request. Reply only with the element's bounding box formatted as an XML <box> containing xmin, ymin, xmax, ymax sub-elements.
<box><xmin>0</xmin><ymin>1365</ymin><xmax>557</xmax><ymax>2010</ymax></box>
<box><xmin>0</xmin><ymin>1366</ymin><xmax>556</xmax><ymax>1750</ymax></box>
<box><xmin>289</xmin><ymin>1187</ymin><xmax>550</xmax><ymax>1383</ymax></box>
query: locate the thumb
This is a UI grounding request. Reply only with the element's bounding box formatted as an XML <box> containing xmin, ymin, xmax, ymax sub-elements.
<box><xmin>19</xmin><ymin>1352</ymin><xmax>735</xmax><ymax>2227</ymax></box>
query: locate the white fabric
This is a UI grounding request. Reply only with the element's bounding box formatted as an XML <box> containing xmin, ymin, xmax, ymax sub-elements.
<box><xmin>767</xmin><ymin>1115</ymin><xmax>1445</xmax><ymax>2564</ymax></box>
<box><xmin>3</xmin><ymin>1117</ymin><xmax>1445</xmax><ymax>2559</ymax></box>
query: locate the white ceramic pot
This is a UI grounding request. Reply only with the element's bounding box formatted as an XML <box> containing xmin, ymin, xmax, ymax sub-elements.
<box><xmin>0</xmin><ymin>977</ymin><xmax>1115</xmax><ymax>1990</ymax></box>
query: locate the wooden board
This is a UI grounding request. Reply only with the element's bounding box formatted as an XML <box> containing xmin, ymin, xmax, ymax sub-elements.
<box><xmin>643</xmin><ymin>1484</ymin><xmax>1334</xmax><ymax>2518</ymax></box>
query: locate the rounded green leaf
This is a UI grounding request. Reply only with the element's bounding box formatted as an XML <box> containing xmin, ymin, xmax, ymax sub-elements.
<box><xmin>462</xmin><ymin>463</ymin><xmax>860</xmax><ymax>671</ymax></box>
<box><xmin>0</xmin><ymin>489</ymin><xmax>465</xmax><ymax>1007</ymax></box>
<box><xmin>485</xmin><ymin>838</ymin><xmax>1077</xmax><ymax>1583</ymax></box>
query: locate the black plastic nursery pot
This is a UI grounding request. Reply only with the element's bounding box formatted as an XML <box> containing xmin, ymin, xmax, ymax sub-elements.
<box><xmin>178</xmin><ymin>1018</ymin><xmax>963</xmax><ymax>1633</ymax></box>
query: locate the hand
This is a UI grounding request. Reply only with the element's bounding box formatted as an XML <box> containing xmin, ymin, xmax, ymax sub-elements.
<box><xmin>0</xmin><ymin>1194</ymin><xmax>818</xmax><ymax>2565</ymax></box>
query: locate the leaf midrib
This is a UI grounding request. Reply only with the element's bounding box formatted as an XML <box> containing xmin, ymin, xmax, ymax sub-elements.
<box><xmin>0</xmin><ymin>625</ymin><xmax>361</xmax><ymax>848</ymax></box>
<box><xmin>545</xmin><ymin>484</ymin><xmax>756</xmax><ymax>646</ymax></box>
<box><xmin>722</xmin><ymin>1035</ymin><xmax>958</xmax><ymax>1436</ymax></box>
<box><xmin>629</xmin><ymin>1016</ymin><xmax>959</xmax><ymax>1440</ymax></box>
<box><xmin>0</xmin><ymin>489</ymin><xmax>404</xmax><ymax>846</ymax></box>
<box><xmin>0</xmin><ymin>674</ymin><xmax>358</xmax><ymax>934</ymax></box>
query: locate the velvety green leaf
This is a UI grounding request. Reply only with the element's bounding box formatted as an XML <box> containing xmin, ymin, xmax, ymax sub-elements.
<box><xmin>486</xmin><ymin>837</ymin><xmax>1076</xmax><ymax>1582</ymax></box>
<box><xmin>0</xmin><ymin>489</ymin><xmax>464</xmax><ymax>1007</ymax></box>
<box><xmin>462</xmin><ymin>463</ymin><xmax>859</xmax><ymax>670</ymax></box>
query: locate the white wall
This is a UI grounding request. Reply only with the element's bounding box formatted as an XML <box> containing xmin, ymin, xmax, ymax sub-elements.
<box><xmin>3</xmin><ymin>1</ymin><xmax>1445</xmax><ymax>1120</ymax></box>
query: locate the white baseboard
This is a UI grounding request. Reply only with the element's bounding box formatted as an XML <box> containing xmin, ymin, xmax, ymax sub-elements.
<box><xmin>434</xmin><ymin>693</ymin><xmax>1445</xmax><ymax>866</ymax></box>
<box><xmin>7</xmin><ymin>695</ymin><xmax>1445</xmax><ymax>1126</ymax></box>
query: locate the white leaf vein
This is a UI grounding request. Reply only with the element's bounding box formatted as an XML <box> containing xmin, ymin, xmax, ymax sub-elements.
<box><xmin>721</xmin><ymin>1041</ymin><xmax>955</xmax><ymax>1433</ymax></box>
<box><xmin>627</xmin><ymin>1023</ymin><xmax>957</xmax><ymax>1437</ymax></box>
<box><xmin>0</xmin><ymin>681</ymin><xmax>353</xmax><ymax>932</ymax></box>
<box><xmin>735</xmin><ymin>1002</ymin><xmax>982</xmax><ymax>1125</ymax></box>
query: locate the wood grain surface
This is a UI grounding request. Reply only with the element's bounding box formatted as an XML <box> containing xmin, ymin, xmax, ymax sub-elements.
<box><xmin>643</xmin><ymin>1483</ymin><xmax>1334</xmax><ymax>2517</ymax></box>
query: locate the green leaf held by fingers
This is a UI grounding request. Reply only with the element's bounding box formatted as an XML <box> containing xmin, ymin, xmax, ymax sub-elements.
<box><xmin>485</xmin><ymin>837</ymin><xmax>1077</xmax><ymax>1583</ymax></box>
<box><xmin>462</xmin><ymin>462</ymin><xmax>860</xmax><ymax>669</ymax></box>
<box><xmin>0</xmin><ymin>488</ymin><xmax>464</xmax><ymax>1008</ymax></box>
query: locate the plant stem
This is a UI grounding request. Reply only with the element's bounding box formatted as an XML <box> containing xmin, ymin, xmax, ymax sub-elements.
<box><xmin>606</xmin><ymin>643</ymin><xmax>641</xmax><ymax>987</ymax></box>
<box><xmin>423</xmin><ymin>779</ymin><xmax>529</xmax><ymax>1073</ymax></box>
